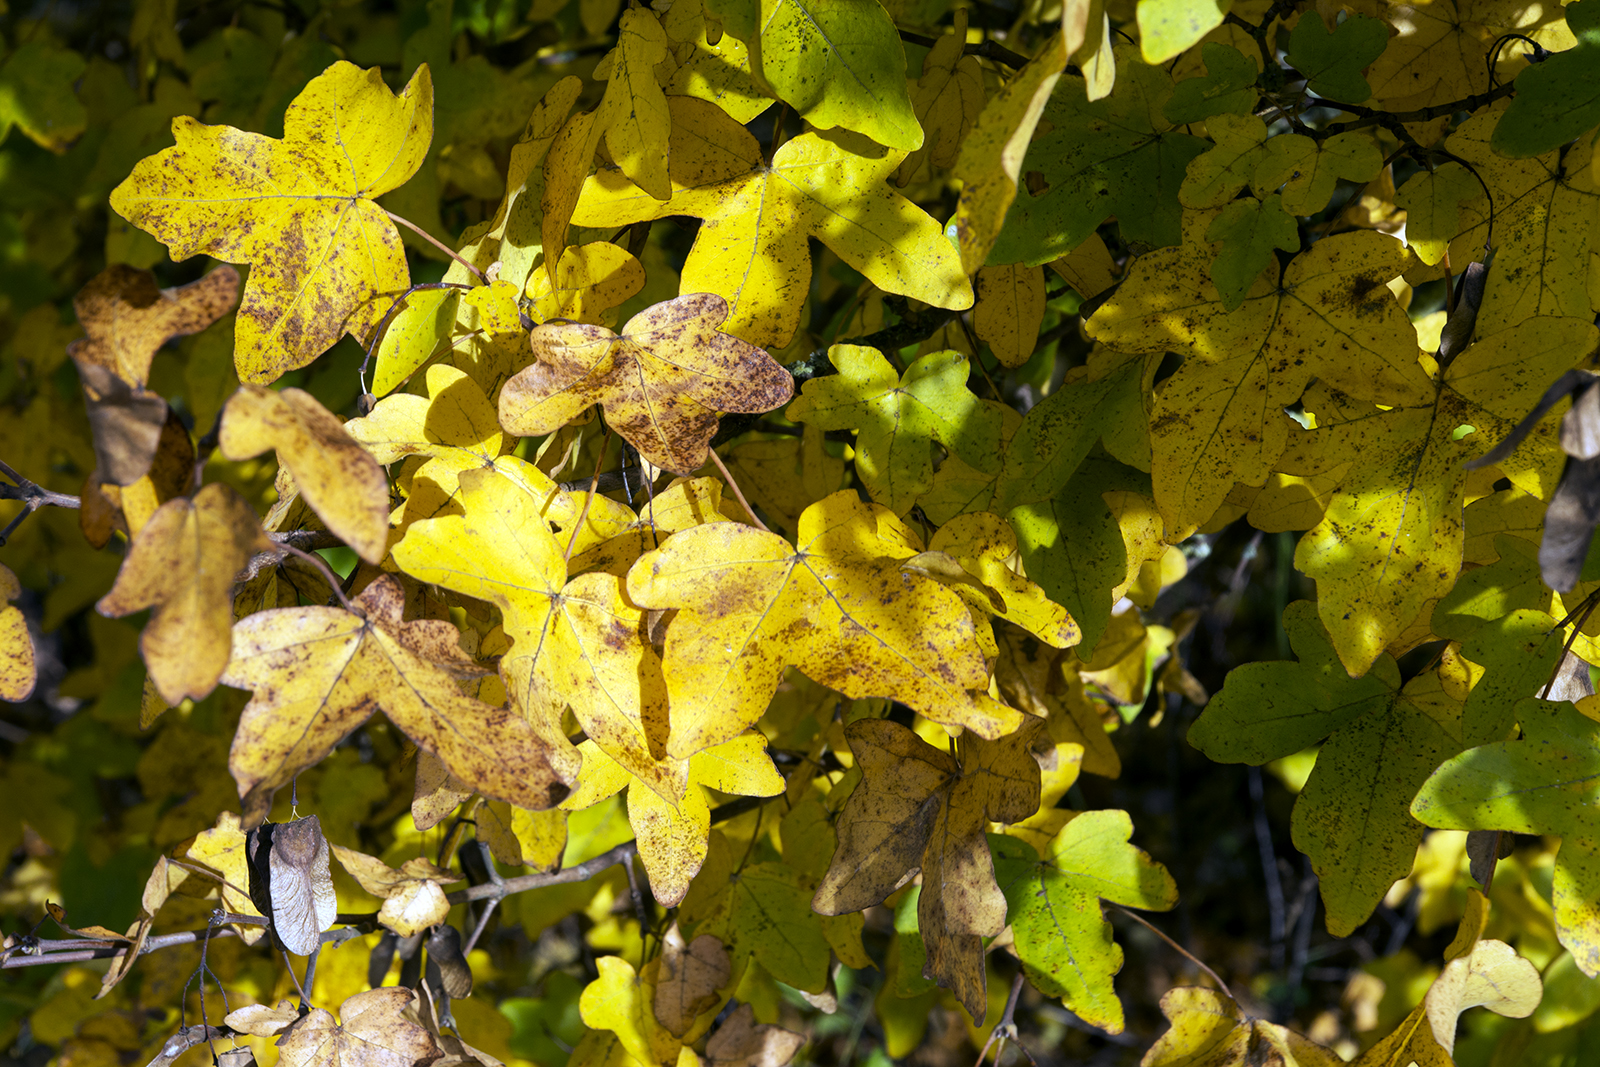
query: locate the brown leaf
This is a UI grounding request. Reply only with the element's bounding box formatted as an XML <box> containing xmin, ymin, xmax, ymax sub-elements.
<box><xmin>704</xmin><ymin>1004</ymin><xmax>803</xmax><ymax>1067</ymax></box>
<box><xmin>653</xmin><ymin>924</ymin><xmax>730</xmax><ymax>1037</ymax></box>
<box><xmin>224</xmin><ymin>575</ymin><xmax>573</xmax><ymax>827</ymax></box>
<box><xmin>425</xmin><ymin>924</ymin><xmax>473</xmax><ymax>999</ymax></box>
<box><xmin>68</xmin><ymin>265</ymin><xmax>239</xmax><ymax>485</ymax></box>
<box><xmin>97</xmin><ymin>483</ymin><xmax>269</xmax><ymax>705</ymax></box>
<box><xmin>276</xmin><ymin>987</ymin><xmax>441</xmax><ymax>1067</ymax></box>
<box><xmin>500</xmin><ymin>293</ymin><xmax>793</xmax><ymax>475</ymax></box>
<box><xmin>412</xmin><ymin>751</ymin><xmax>473</xmax><ymax>832</ymax></box>
<box><xmin>218</xmin><ymin>385</ymin><xmax>389</xmax><ymax>564</ymax></box>
<box><xmin>224</xmin><ymin>1000</ymin><xmax>300</xmax><ymax>1038</ymax></box>
<box><xmin>248</xmin><ymin>815</ymin><xmax>338</xmax><ymax>956</ymax></box>
<box><xmin>813</xmin><ymin>718</ymin><xmax>1042</xmax><ymax>1021</ymax></box>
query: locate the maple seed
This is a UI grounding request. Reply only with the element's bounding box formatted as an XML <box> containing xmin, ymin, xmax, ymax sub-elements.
<box><xmin>247</xmin><ymin>815</ymin><xmax>337</xmax><ymax>957</ymax></box>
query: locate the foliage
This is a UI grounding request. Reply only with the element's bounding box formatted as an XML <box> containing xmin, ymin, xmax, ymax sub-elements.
<box><xmin>4</xmin><ymin>0</ymin><xmax>1600</xmax><ymax>1065</ymax></box>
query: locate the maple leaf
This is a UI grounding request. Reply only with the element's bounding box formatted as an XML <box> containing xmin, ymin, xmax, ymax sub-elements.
<box><xmin>742</xmin><ymin>0</ymin><xmax>922</xmax><ymax>151</ymax></box>
<box><xmin>223</xmin><ymin>574</ymin><xmax>572</xmax><ymax>827</ymax></box>
<box><xmin>499</xmin><ymin>293</ymin><xmax>793</xmax><ymax>475</ymax></box>
<box><xmin>925</xmin><ymin>512</ymin><xmax>1081</xmax><ymax>648</ymax></box>
<box><xmin>580</xmin><ymin>955</ymin><xmax>683</xmax><ymax>1067</ymax></box>
<box><xmin>1293</xmin><ymin>316</ymin><xmax>1597</xmax><ymax>674</ymax></box>
<box><xmin>1440</xmin><ymin>110</ymin><xmax>1600</xmax><ymax>335</ymax></box>
<box><xmin>369</xmin><ymin>289</ymin><xmax>463</xmax><ymax>400</ymax></box>
<box><xmin>346</xmin><ymin>363</ymin><xmax>507</xmax><ymax>505</ymax></box>
<box><xmin>896</xmin><ymin>9</ymin><xmax>985</xmax><ymax>185</ymax></box>
<box><xmin>1086</xmin><ymin>229</ymin><xmax>1419</xmax><ymax>537</ymax></box>
<box><xmin>588</xmin><ymin>8</ymin><xmax>674</xmax><ymax>202</ymax></box>
<box><xmin>1179</xmin><ymin>116</ymin><xmax>1383</xmax><ymax>217</ymax></box>
<box><xmin>276</xmin><ymin>987</ymin><xmax>441</xmax><ymax>1067</ymax></box>
<box><xmin>1491</xmin><ymin>0</ymin><xmax>1600</xmax><ymax>157</ymax></box>
<box><xmin>392</xmin><ymin>464</ymin><xmax>669</xmax><ymax>797</ymax></box>
<box><xmin>1190</xmin><ymin>602</ymin><xmax>1461</xmax><ymax>935</ymax></box>
<box><xmin>1363</xmin><ymin>0</ymin><xmax>1572</xmax><ymax>112</ymax></box>
<box><xmin>219</xmin><ymin>384</ymin><xmax>391</xmax><ymax>564</ymax></box>
<box><xmin>0</xmin><ymin>564</ymin><xmax>36</xmax><ymax>702</ymax></box>
<box><xmin>181</xmin><ymin>811</ymin><xmax>267</xmax><ymax>945</ymax></box>
<box><xmin>569</xmin><ymin>98</ymin><xmax>971</xmax><ymax>348</ymax></box>
<box><xmin>628</xmin><ymin>490</ymin><xmax>1019</xmax><ymax>760</ymax></box>
<box><xmin>653</xmin><ymin>924</ymin><xmax>731</xmax><ymax>1038</ymax></box>
<box><xmin>786</xmin><ymin>345</ymin><xmax>1004</xmax><ymax>514</ymax></box>
<box><xmin>1393</xmin><ymin>163</ymin><xmax>1481</xmax><ymax>265</ymax></box>
<box><xmin>562</xmin><ymin>733</ymin><xmax>784</xmax><ymax>907</ymax></box>
<box><xmin>1163</xmin><ymin>43</ymin><xmax>1259</xmax><ymax>124</ymax></box>
<box><xmin>705</xmin><ymin>1004</ymin><xmax>804</xmax><ymax>1067</ymax></box>
<box><xmin>1285</xmin><ymin>12</ymin><xmax>1387</xmax><ymax>104</ymax></box>
<box><xmin>329</xmin><ymin>844</ymin><xmax>458</xmax><ymax>936</ymax></box>
<box><xmin>96</xmin><ymin>483</ymin><xmax>268</xmax><ymax>705</ymax></box>
<box><xmin>109</xmin><ymin>61</ymin><xmax>433</xmax><ymax>382</ymax></box>
<box><xmin>1351</xmin><ymin>939</ymin><xmax>1540</xmax><ymax>1064</ymax></box>
<box><xmin>0</xmin><ymin>39</ymin><xmax>88</xmax><ymax>151</ymax></box>
<box><xmin>987</xmin><ymin>54</ymin><xmax>1209</xmax><ymax>266</ymax></box>
<box><xmin>814</xmin><ymin>718</ymin><xmax>1043</xmax><ymax>1020</ymax></box>
<box><xmin>1140</xmin><ymin>987</ymin><xmax>1344</xmax><ymax>1067</ymax></box>
<box><xmin>971</xmin><ymin>264</ymin><xmax>1046</xmax><ymax>368</ymax></box>
<box><xmin>68</xmin><ymin>265</ymin><xmax>239</xmax><ymax>485</ymax></box>
<box><xmin>525</xmin><ymin>242</ymin><xmax>647</xmax><ymax>327</ymax></box>
<box><xmin>1412</xmin><ymin>697</ymin><xmax>1600</xmax><ymax>975</ymax></box>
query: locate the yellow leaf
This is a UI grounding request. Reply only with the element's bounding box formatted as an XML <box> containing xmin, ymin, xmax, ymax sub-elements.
<box><xmin>219</xmin><ymin>384</ymin><xmax>391</xmax><ymax>564</ymax></box>
<box><xmin>96</xmin><ymin>483</ymin><xmax>268</xmax><ymax>705</ymax></box>
<box><xmin>526</xmin><ymin>241</ymin><xmax>647</xmax><ymax>326</ymax></box>
<box><xmin>582</xmin><ymin>956</ymin><xmax>682</xmax><ymax>1067</ymax></box>
<box><xmin>572</xmin><ymin>102</ymin><xmax>971</xmax><ymax>348</ymax></box>
<box><xmin>223</xmin><ymin>574</ymin><xmax>573</xmax><ymax>826</ymax></box>
<box><xmin>972</xmin><ymin>264</ymin><xmax>1046</xmax><ymax>368</ymax></box>
<box><xmin>927</xmin><ymin>512</ymin><xmax>1080</xmax><ymax>648</ymax></box>
<box><xmin>182</xmin><ymin>811</ymin><xmax>267</xmax><ymax>946</ymax></box>
<box><xmin>346</xmin><ymin>363</ymin><xmax>506</xmax><ymax>509</ymax></box>
<box><xmin>1143</xmin><ymin>986</ymin><xmax>1344</xmax><ymax>1067</ymax></box>
<box><xmin>591</xmin><ymin>9</ymin><xmax>674</xmax><ymax>203</ymax></box>
<box><xmin>1046</xmin><ymin>233</ymin><xmax>1117</xmax><ymax>300</ymax></box>
<box><xmin>1087</xmin><ymin>229</ymin><xmax>1420</xmax><ymax>536</ymax></box>
<box><xmin>952</xmin><ymin>35</ymin><xmax>1069</xmax><ymax>273</ymax></box>
<box><xmin>896</xmin><ymin>9</ymin><xmax>985</xmax><ymax>185</ymax></box>
<box><xmin>393</xmin><ymin>465</ymin><xmax>666</xmax><ymax>797</ymax></box>
<box><xmin>1353</xmin><ymin>939</ymin><xmax>1540</xmax><ymax>1065</ymax></box>
<box><xmin>109</xmin><ymin>62</ymin><xmax>433</xmax><ymax>383</ymax></box>
<box><xmin>0</xmin><ymin>563</ymin><xmax>36</xmax><ymax>702</ymax></box>
<box><xmin>501</xmin><ymin>293</ymin><xmax>793</xmax><ymax>475</ymax></box>
<box><xmin>629</xmin><ymin>490</ymin><xmax>1016</xmax><ymax>760</ymax></box>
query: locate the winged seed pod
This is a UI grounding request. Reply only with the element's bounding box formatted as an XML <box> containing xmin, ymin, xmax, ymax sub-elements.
<box><xmin>247</xmin><ymin>816</ymin><xmax>338</xmax><ymax>956</ymax></box>
<box><xmin>1466</xmin><ymin>368</ymin><xmax>1600</xmax><ymax>591</ymax></box>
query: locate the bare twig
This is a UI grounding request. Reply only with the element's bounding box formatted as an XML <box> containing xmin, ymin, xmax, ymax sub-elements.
<box><xmin>272</xmin><ymin>543</ymin><xmax>359</xmax><ymax>614</ymax></box>
<box><xmin>236</xmin><ymin>531</ymin><xmax>348</xmax><ymax>583</ymax></box>
<box><xmin>447</xmin><ymin>840</ymin><xmax>639</xmax><ymax>906</ymax></box>
<box><xmin>1111</xmin><ymin>905</ymin><xmax>1233</xmax><ymax>1000</ymax></box>
<box><xmin>384</xmin><ymin>211</ymin><xmax>487</xmax><ymax>284</ymax></box>
<box><xmin>0</xmin><ymin>459</ymin><xmax>82</xmax><ymax>545</ymax></box>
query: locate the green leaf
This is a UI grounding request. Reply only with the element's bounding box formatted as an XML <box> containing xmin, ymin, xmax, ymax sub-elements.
<box><xmin>786</xmin><ymin>345</ymin><xmax>1004</xmax><ymax>514</ymax></box>
<box><xmin>1490</xmin><ymin>0</ymin><xmax>1600</xmax><ymax>158</ymax></box>
<box><xmin>750</xmin><ymin>0</ymin><xmax>923</xmax><ymax>151</ymax></box>
<box><xmin>1458</xmin><ymin>609</ymin><xmax>1562</xmax><ymax>747</ymax></box>
<box><xmin>1413</xmin><ymin>698</ymin><xmax>1600</xmax><ymax>975</ymax></box>
<box><xmin>1393</xmin><ymin>163</ymin><xmax>1482</xmax><ymax>266</ymax></box>
<box><xmin>994</xmin><ymin>813</ymin><xmax>1177</xmax><ymax>1035</ymax></box>
<box><xmin>683</xmin><ymin>838</ymin><xmax>832</xmax><ymax>993</ymax></box>
<box><xmin>1431</xmin><ymin>534</ymin><xmax>1549</xmax><ymax>642</ymax></box>
<box><xmin>1162</xmin><ymin>42</ymin><xmax>1259</xmax><ymax>124</ymax></box>
<box><xmin>1286</xmin><ymin>13</ymin><xmax>1388</xmax><ymax>104</ymax></box>
<box><xmin>0</xmin><ymin>40</ymin><xmax>88</xmax><ymax>152</ymax></box>
<box><xmin>1191</xmin><ymin>602</ymin><xmax>1461</xmax><ymax>935</ymax></box>
<box><xmin>1136</xmin><ymin>0</ymin><xmax>1232</xmax><ymax>64</ymax></box>
<box><xmin>1206</xmin><ymin>194</ymin><xmax>1300</xmax><ymax>311</ymax></box>
<box><xmin>997</xmin><ymin>358</ymin><xmax>1145</xmax><ymax>512</ymax></box>
<box><xmin>1009</xmin><ymin>456</ymin><xmax>1149</xmax><ymax>655</ymax></box>
<box><xmin>989</xmin><ymin>54</ymin><xmax>1209</xmax><ymax>265</ymax></box>
<box><xmin>371</xmin><ymin>289</ymin><xmax>462</xmax><ymax>398</ymax></box>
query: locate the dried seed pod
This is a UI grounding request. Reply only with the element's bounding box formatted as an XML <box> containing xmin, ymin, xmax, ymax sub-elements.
<box><xmin>425</xmin><ymin>924</ymin><xmax>473</xmax><ymax>999</ymax></box>
<box><xmin>247</xmin><ymin>816</ymin><xmax>337</xmax><ymax>956</ymax></box>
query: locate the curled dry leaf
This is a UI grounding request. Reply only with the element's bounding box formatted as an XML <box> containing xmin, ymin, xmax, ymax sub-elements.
<box><xmin>224</xmin><ymin>1000</ymin><xmax>300</xmax><ymax>1038</ymax></box>
<box><xmin>219</xmin><ymin>384</ymin><xmax>390</xmax><ymax>564</ymax></box>
<box><xmin>380</xmin><ymin>880</ymin><xmax>451</xmax><ymax>938</ymax></box>
<box><xmin>0</xmin><ymin>564</ymin><xmax>36</xmax><ymax>702</ymax></box>
<box><xmin>68</xmin><ymin>265</ymin><xmax>239</xmax><ymax>485</ymax></box>
<box><xmin>109</xmin><ymin>62</ymin><xmax>433</xmax><ymax>383</ymax></box>
<box><xmin>704</xmin><ymin>1004</ymin><xmax>804</xmax><ymax>1067</ymax></box>
<box><xmin>96</xmin><ymin>483</ymin><xmax>269</xmax><ymax>705</ymax></box>
<box><xmin>248</xmin><ymin>815</ymin><xmax>338</xmax><ymax>956</ymax></box>
<box><xmin>224</xmin><ymin>575</ymin><xmax>572</xmax><ymax>827</ymax></box>
<box><xmin>328</xmin><ymin>844</ymin><xmax>456</xmax><ymax>937</ymax></box>
<box><xmin>499</xmin><ymin>293</ymin><xmax>793</xmax><ymax>475</ymax></box>
<box><xmin>276</xmin><ymin>986</ymin><xmax>441</xmax><ymax>1067</ymax></box>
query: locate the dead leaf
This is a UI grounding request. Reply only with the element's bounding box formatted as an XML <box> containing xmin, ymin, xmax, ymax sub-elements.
<box><xmin>654</xmin><ymin>924</ymin><xmax>730</xmax><ymax>1037</ymax></box>
<box><xmin>704</xmin><ymin>1004</ymin><xmax>803</xmax><ymax>1067</ymax></box>
<box><xmin>96</xmin><ymin>483</ymin><xmax>269</xmax><ymax>705</ymax></box>
<box><xmin>500</xmin><ymin>293</ymin><xmax>793</xmax><ymax>475</ymax></box>
<box><xmin>224</xmin><ymin>1000</ymin><xmax>300</xmax><ymax>1038</ymax></box>
<box><xmin>276</xmin><ymin>986</ymin><xmax>441</xmax><ymax>1067</ymax></box>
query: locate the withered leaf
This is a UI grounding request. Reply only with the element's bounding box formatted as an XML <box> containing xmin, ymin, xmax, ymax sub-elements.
<box><xmin>654</xmin><ymin>923</ymin><xmax>731</xmax><ymax>1038</ymax></box>
<box><xmin>96</xmin><ymin>483</ymin><xmax>269</xmax><ymax>705</ymax></box>
<box><xmin>224</xmin><ymin>1000</ymin><xmax>300</xmax><ymax>1038</ymax></box>
<box><xmin>248</xmin><ymin>815</ymin><xmax>337</xmax><ymax>956</ymax></box>
<box><xmin>704</xmin><ymin>1004</ymin><xmax>804</xmax><ymax>1067</ymax></box>
<box><xmin>276</xmin><ymin>987</ymin><xmax>441</xmax><ymax>1067</ymax></box>
<box><xmin>69</xmin><ymin>265</ymin><xmax>239</xmax><ymax>485</ymax></box>
<box><xmin>224</xmin><ymin>575</ymin><xmax>572</xmax><ymax>827</ymax></box>
<box><xmin>813</xmin><ymin>717</ymin><xmax>1043</xmax><ymax>1020</ymax></box>
<box><xmin>500</xmin><ymin>293</ymin><xmax>793</xmax><ymax>475</ymax></box>
<box><xmin>218</xmin><ymin>384</ymin><xmax>390</xmax><ymax>564</ymax></box>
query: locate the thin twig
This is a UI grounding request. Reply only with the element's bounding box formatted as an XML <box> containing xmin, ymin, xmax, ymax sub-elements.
<box><xmin>447</xmin><ymin>840</ymin><xmax>639</xmax><ymax>905</ymax></box>
<box><xmin>236</xmin><ymin>531</ymin><xmax>348</xmax><ymax>583</ymax></box>
<box><xmin>0</xmin><ymin>459</ymin><xmax>82</xmax><ymax>545</ymax></box>
<box><xmin>1111</xmin><ymin>905</ymin><xmax>1233</xmax><ymax>1000</ymax></box>
<box><xmin>273</xmin><ymin>543</ymin><xmax>358</xmax><ymax>614</ymax></box>
<box><xmin>707</xmin><ymin>448</ymin><xmax>768</xmax><ymax>533</ymax></box>
<box><xmin>385</xmin><ymin>211</ymin><xmax>487</xmax><ymax>284</ymax></box>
